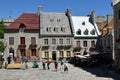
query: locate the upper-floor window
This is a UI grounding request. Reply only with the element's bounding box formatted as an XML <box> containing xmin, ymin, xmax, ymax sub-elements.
<box><xmin>20</xmin><ymin>37</ymin><xmax>25</xmax><ymax>44</ymax></box>
<box><xmin>44</xmin><ymin>39</ymin><xmax>48</xmax><ymax>45</ymax></box>
<box><xmin>19</xmin><ymin>24</ymin><xmax>25</xmax><ymax>33</ymax></box>
<box><xmin>9</xmin><ymin>37</ymin><xmax>14</xmax><ymax>45</ymax></box>
<box><xmin>52</xmin><ymin>38</ymin><xmax>56</xmax><ymax>45</ymax></box>
<box><xmin>46</xmin><ymin>25</ymin><xmax>51</xmax><ymax>32</ymax></box>
<box><xmin>76</xmin><ymin>29</ymin><xmax>81</xmax><ymax>35</ymax></box>
<box><xmin>84</xmin><ymin>29</ymin><xmax>89</xmax><ymax>35</ymax></box>
<box><xmin>66</xmin><ymin>38</ymin><xmax>70</xmax><ymax>44</ymax></box>
<box><xmin>90</xmin><ymin>29</ymin><xmax>95</xmax><ymax>35</ymax></box>
<box><xmin>91</xmin><ymin>41</ymin><xmax>95</xmax><ymax>46</ymax></box>
<box><xmin>54</xmin><ymin>25</ymin><xmax>58</xmax><ymax>32</ymax></box>
<box><xmin>76</xmin><ymin>41</ymin><xmax>80</xmax><ymax>46</ymax></box>
<box><xmin>57</xmin><ymin>18</ymin><xmax>60</xmax><ymax>22</ymax></box>
<box><xmin>31</xmin><ymin>37</ymin><xmax>36</xmax><ymax>44</ymax></box>
<box><xmin>83</xmin><ymin>41</ymin><xmax>87</xmax><ymax>47</ymax></box>
<box><xmin>82</xmin><ymin>21</ymin><xmax>85</xmax><ymax>25</ymax></box>
<box><xmin>61</xmin><ymin>25</ymin><xmax>65</xmax><ymax>32</ymax></box>
<box><xmin>59</xmin><ymin>38</ymin><xmax>63</xmax><ymax>44</ymax></box>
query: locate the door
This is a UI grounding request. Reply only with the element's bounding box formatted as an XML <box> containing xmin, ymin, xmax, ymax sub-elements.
<box><xmin>52</xmin><ymin>51</ymin><xmax>56</xmax><ymax>60</ymax></box>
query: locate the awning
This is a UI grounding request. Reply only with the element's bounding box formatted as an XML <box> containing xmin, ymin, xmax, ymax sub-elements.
<box><xmin>74</xmin><ymin>55</ymin><xmax>87</xmax><ymax>59</ymax></box>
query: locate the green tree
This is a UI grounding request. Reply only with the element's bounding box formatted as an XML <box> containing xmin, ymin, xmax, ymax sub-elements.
<box><xmin>0</xmin><ymin>41</ymin><xmax>5</xmax><ymax>52</ymax></box>
<box><xmin>0</xmin><ymin>20</ymin><xmax>6</xmax><ymax>39</ymax></box>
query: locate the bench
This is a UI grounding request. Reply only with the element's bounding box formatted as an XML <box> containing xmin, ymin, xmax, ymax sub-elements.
<box><xmin>7</xmin><ymin>63</ymin><xmax>22</xmax><ymax>69</ymax></box>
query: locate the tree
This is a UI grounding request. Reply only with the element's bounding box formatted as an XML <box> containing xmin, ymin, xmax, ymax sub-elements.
<box><xmin>0</xmin><ymin>20</ymin><xmax>6</xmax><ymax>39</ymax></box>
<box><xmin>0</xmin><ymin>41</ymin><xmax>5</xmax><ymax>52</ymax></box>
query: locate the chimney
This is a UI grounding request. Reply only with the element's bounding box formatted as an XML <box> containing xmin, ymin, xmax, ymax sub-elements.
<box><xmin>66</xmin><ymin>8</ymin><xmax>71</xmax><ymax>15</ymax></box>
<box><xmin>38</xmin><ymin>6</ymin><xmax>42</xmax><ymax>15</ymax></box>
<box><xmin>91</xmin><ymin>11</ymin><xmax>96</xmax><ymax>23</ymax></box>
<box><xmin>107</xmin><ymin>14</ymin><xmax>113</xmax><ymax>23</ymax></box>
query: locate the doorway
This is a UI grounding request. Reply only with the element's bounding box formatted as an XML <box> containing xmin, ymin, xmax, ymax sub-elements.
<box><xmin>52</xmin><ymin>51</ymin><xmax>56</xmax><ymax>60</ymax></box>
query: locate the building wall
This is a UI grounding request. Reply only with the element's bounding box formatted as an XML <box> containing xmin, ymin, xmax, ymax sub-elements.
<box><xmin>4</xmin><ymin>30</ymin><xmax>40</xmax><ymax>61</ymax></box>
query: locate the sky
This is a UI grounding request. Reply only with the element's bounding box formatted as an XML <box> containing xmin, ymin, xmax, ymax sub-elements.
<box><xmin>0</xmin><ymin>0</ymin><xmax>113</xmax><ymax>19</ymax></box>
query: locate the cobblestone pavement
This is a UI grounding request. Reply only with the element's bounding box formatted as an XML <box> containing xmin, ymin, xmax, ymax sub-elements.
<box><xmin>0</xmin><ymin>62</ymin><xmax>120</xmax><ymax>80</ymax></box>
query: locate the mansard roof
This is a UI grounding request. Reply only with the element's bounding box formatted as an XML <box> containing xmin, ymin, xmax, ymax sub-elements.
<box><xmin>72</xmin><ymin>16</ymin><xmax>100</xmax><ymax>37</ymax></box>
<box><xmin>40</xmin><ymin>12</ymin><xmax>72</xmax><ymax>35</ymax></box>
<box><xmin>5</xmin><ymin>13</ymin><xmax>39</xmax><ymax>30</ymax></box>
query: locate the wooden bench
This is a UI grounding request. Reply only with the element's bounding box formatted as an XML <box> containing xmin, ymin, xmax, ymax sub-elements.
<box><xmin>7</xmin><ymin>63</ymin><xmax>22</xmax><ymax>69</ymax></box>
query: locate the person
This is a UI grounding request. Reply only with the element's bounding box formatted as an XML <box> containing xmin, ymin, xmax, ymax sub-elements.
<box><xmin>60</xmin><ymin>60</ymin><xmax>64</xmax><ymax>71</ymax></box>
<box><xmin>32</xmin><ymin>61</ymin><xmax>39</xmax><ymax>68</ymax></box>
<box><xmin>42</xmin><ymin>60</ymin><xmax>46</xmax><ymax>70</ymax></box>
<box><xmin>54</xmin><ymin>61</ymin><xmax>58</xmax><ymax>71</ymax></box>
<box><xmin>64</xmin><ymin>63</ymin><xmax>68</xmax><ymax>73</ymax></box>
<box><xmin>7</xmin><ymin>56</ymin><xmax>11</xmax><ymax>64</ymax></box>
<box><xmin>46</xmin><ymin>59</ymin><xmax>51</xmax><ymax>70</ymax></box>
<box><xmin>21</xmin><ymin>56</ymin><xmax>25</xmax><ymax>64</ymax></box>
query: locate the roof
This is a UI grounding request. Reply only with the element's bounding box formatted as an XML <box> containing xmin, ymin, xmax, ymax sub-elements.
<box><xmin>40</xmin><ymin>12</ymin><xmax>72</xmax><ymax>35</ymax></box>
<box><xmin>5</xmin><ymin>13</ymin><xmax>39</xmax><ymax>30</ymax></box>
<box><xmin>72</xmin><ymin>16</ymin><xmax>100</xmax><ymax>37</ymax></box>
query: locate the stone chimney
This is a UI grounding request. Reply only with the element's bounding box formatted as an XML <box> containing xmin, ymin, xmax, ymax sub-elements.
<box><xmin>38</xmin><ymin>6</ymin><xmax>42</xmax><ymax>15</ymax></box>
<box><xmin>107</xmin><ymin>14</ymin><xmax>113</xmax><ymax>23</ymax></box>
<box><xmin>91</xmin><ymin>11</ymin><xmax>96</xmax><ymax>23</ymax></box>
<box><xmin>66</xmin><ymin>8</ymin><xmax>71</xmax><ymax>15</ymax></box>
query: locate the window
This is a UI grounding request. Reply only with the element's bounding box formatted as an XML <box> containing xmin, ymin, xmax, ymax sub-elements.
<box><xmin>76</xmin><ymin>29</ymin><xmax>81</xmax><ymax>35</ymax></box>
<box><xmin>45</xmin><ymin>51</ymin><xmax>49</xmax><ymax>58</ymax></box>
<box><xmin>31</xmin><ymin>49</ymin><xmax>36</xmax><ymax>56</ymax></box>
<box><xmin>44</xmin><ymin>39</ymin><xmax>48</xmax><ymax>45</ymax></box>
<box><xmin>83</xmin><ymin>41</ymin><xmax>87</xmax><ymax>47</ymax></box>
<box><xmin>91</xmin><ymin>41</ymin><xmax>95</xmax><ymax>46</ymax></box>
<box><xmin>31</xmin><ymin>37</ymin><xmax>36</xmax><ymax>44</ymax></box>
<box><xmin>52</xmin><ymin>39</ymin><xmax>56</xmax><ymax>45</ymax></box>
<box><xmin>84</xmin><ymin>29</ymin><xmax>89</xmax><ymax>35</ymax></box>
<box><xmin>46</xmin><ymin>25</ymin><xmax>51</xmax><ymax>32</ymax></box>
<box><xmin>59</xmin><ymin>51</ymin><xmax>64</xmax><ymax>57</ymax></box>
<box><xmin>54</xmin><ymin>26</ymin><xmax>58</xmax><ymax>32</ymax></box>
<box><xmin>61</xmin><ymin>26</ymin><xmax>65</xmax><ymax>32</ymax></box>
<box><xmin>59</xmin><ymin>39</ymin><xmax>63</xmax><ymax>44</ymax></box>
<box><xmin>20</xmin><ymin>37</ymin><xmax>25</xmax><ymax>44</ymax></box>
<box><xmin>57</xmin><ymin>18</ymin><xmax>60</xmax><ymax>22</ymax></box>
<box><xmin>66</xmin><ymin>38</ymin><xmax>70</xmax><ymax>44</ymax></box>
<box><xmin>67</xmin><ymin>51</ymin><xmax>71</xmax><ymax>57</ymax></box>
<box><xmin>90</xmin><ymin>29</ymin><xmax>95</xmax><ymax>35</ymax></box>
<box><xmin>76</xmin><ymin>41</ymin><xmax>80</xmax><ymax>46</ymax></box>
<box><xmin>119</xmin><ymin>10</ymin><xmax>120</xmax><ymax>19</ymax></box>
<box><xmin>19</xmin><ymin>24</ymin><xmax>25</xmax><ymax>32</ymax></box>
<box><xmin>82</xmin><ymin>21</ymin><xmax>85</xmax><ymax>25</ymax></box>
<box><xmin>9</xmin><ymin>37</ymin><xmax>14</xmax><ymax>45</ymax></box>
<box><xmin>50</xmin><ymin>18</ymin><xmax>54</xmax><ymax>22</ymax></box>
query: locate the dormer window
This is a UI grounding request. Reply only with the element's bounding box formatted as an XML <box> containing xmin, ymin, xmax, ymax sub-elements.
<box><xmin>50</xmin><ymin>18</ymin><xmax>54</xmax><ymax>22</ymax></box>
<box><xmin>57</xmin><ymin>18</ymin><xmax>60</xmax><ymax>22</ymax></box>
<box><xmin>46</xmin><ymin>25</ymin><xmax>51</xmax><ymax>32</ymax></box>
<box><xmin>76</xmin><ymin>29</ymin><xmax>81</xmax><ymax>35</ymax></box>
<box><xmin>54</xmin><ymin>25</ymin><xmax>58</xmax><ymax>32</ymax></box>
<box><xmin>84</xmin><ymin>29</ymin><xmax>89</xmax><ymax>35</ymax></box>
<box><xmin>90</xmin><ymin>29</ymin><xmax>95</xmax><ymax>35</ymax></box>
<box><xmin>61</xmin><ymin>25</ymin><xmax>65</xmax><ymax>32</ymax></box>
<box><xmin>19</xmin><ymin>23</ymin><xmax>25</xmax><ymax>33</ymax></box>
<box><xmin>82</xmin><ymin>21</ymin><xmax>85</xmax><ymax>25</ymax></box>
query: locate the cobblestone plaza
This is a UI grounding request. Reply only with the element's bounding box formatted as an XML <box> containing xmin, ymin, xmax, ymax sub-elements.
<box><xmin>0</xmin><ymin>62</ymin><xmax>119</xmax><ymax>80</ymax></box>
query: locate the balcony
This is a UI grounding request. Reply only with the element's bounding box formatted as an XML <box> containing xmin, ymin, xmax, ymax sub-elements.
<box><xmin>29</xmin><ymin>44</ymin><xmax>37</xmax><ymax>47</ymax></box>
<box><xmin>18</xmin><ymin>44</ymin><xmax>26</xmax><ymax>47</ymax></box>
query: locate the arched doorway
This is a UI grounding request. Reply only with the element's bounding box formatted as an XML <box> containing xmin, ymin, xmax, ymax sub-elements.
<box><xmin>52</xmin><ymin>51</ymin><xmax>56</xmax><ymax>60</ymax></box>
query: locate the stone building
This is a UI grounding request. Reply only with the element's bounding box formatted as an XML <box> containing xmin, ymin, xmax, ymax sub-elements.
<box><xmin>39</xmin><ymin>7</ymin><xmax>74</xmax><ymax>61</ymax></box>
<box><xmin>4</xmin><ymin>13</ymin><xmax>40</xmax><ymax>61</ymax></box>
<box><xmin>112</xmin><ymin>0</ymin><xmax>120</xmax><ymax>72</ymax></box>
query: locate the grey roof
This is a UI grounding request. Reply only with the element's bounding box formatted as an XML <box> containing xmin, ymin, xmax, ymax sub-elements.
<box><xmin>40</xmin><ymin>12</ymin><xmax>72</xmax><ymax>36</ymax></box>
